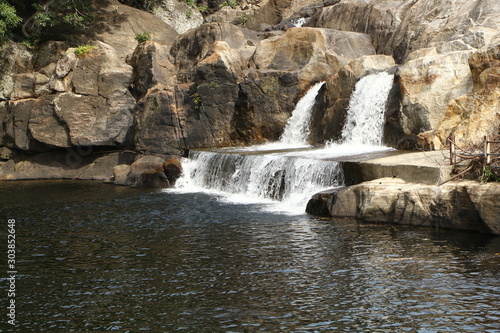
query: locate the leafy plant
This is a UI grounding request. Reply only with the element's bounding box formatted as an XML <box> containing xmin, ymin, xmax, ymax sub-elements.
<box><xmin>209</xmin><ymin>81</ymin><xmax>219</xmax><ymax>88</ymax></box>
<box><xmin>219</xmin><ymin>0</ymin><xmax>238</xmax><ymax>9</ymax></box>
<box><xmin>185</xmin><ymin>8</ymin><xmax>192</xmax><ymax>19</ymax></box>
<box><xmin>74</xmin><ymin>44</ymin><xmax>96</xmax><ymax>57</ymax></box>
<box><xmin>238</xmin><ymin>15</ymin><xmax>248</xmax><ymax>27</ymax></box>
<box><xmin>197</xmin><ymin>5</ymin><xmax>208</xmax><ymax>12</ymax></box>
<box><xmin>191</xmin><ymin>92</ymin><xmax>202</xmax><ymax>109</ymax></box>
<box><xmin>23</xmin><ymin>0</ymin><xmax>95</xmax><ymax>38</ymax></box>
<box><xmin>482</xmin><ymin>165</ymin><xmax>500</xmax><ymax>183</ymax></box>
<box><xmin>0</xmin><ymin>1</ymin><xmax>22</xmax><ymax>43</ymax></box>
<box><xmin>135</xmin><ymin>31</ymin><xmax>151</xmax><ymax>43</ymax></box>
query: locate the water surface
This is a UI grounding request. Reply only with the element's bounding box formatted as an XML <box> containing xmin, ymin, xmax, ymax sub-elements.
<box><xmin>0</xmin><ymin>181</ymin><xmax>499</xmax><ymax>332</ymax></box>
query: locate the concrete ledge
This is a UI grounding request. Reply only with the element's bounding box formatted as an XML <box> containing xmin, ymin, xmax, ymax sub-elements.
<box><xmin>338</xmin><ymin>150</ymin><xmax>453</xmax><ymax>185</ymax></box>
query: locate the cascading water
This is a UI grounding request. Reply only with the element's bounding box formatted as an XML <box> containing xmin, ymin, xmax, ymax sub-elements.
<box><xmin>338</xmin><ymin>72</ymin><xmax>394</xmax><ymax>146</ymax></box>
<box><xmin>279</xmin><ymin>81</ymin><xmax>324</xmax><ymax>147</ymax></box>
<box><xmin>173</xmin><ymin>73</ymin><xmax>395</xmax><ymax>214</ymax></box>
<box><xmin>176</xmin><ymin>151</ymin><xmax>343</xmax><ymax>214</ymax></box>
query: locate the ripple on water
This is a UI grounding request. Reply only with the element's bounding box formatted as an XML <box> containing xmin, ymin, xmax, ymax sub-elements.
<box><xmin>0</xmin><ymin>181</ymin><xmax>499</xmax><ymax>332</ymax></box>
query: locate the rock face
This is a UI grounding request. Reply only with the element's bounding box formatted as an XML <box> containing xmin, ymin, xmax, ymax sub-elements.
<box><xmin>310</xmin><ymin>0</ymin><xmax>500</xmax><ymax>148</ymax></box>
<box><xmin>0</xmin><ymin>42</ymin><xmax>135</xmax><ymax>151</ymax></box>
<box><xmin>152</xmin><ymin>0</ymin><xmax>204</xmax><ymax>34</ymax></box>
<box><xmin>312</xmin><ymin>0</ymin><xmax>500</xmax><ymax>63</ymax></box>
<box><xmin>431</xmin><ymin>45</ymin><xmax>500</xmax><ymax>148</ymax></box>
<box><xmin>0</xmin><ymin>0</ymin><xmax>499</xmax><ymax>188</ymax></box>
<box><xmin>306</xmin><ymin>178</ymin><xmax>500</xmax><ymax>235</ymax></box>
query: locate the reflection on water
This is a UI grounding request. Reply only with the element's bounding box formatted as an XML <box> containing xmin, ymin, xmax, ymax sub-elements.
<box><xmin>0</xmin><ymin>181</ymin><xmax>499</xmax><ymax>332</ymax></box>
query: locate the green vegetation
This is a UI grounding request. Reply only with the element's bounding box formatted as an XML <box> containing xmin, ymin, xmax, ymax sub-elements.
<box><xmin>185</xmin><ymin>7</ymin><xmax>192</xmax><ymax>19</ymax></box>
<box><xmin>135</xmin><ymin>31</ymin><xmax>151</xmax><ymax>43</ymax></box>
<box><xmin>238</xmin><ymin>15</ymin><xmax>248</xmax><ymax>27</ymax></box>
<box><xmin>0</xmin><ymin>1</ymin><xmax>22</xmax><ymax>43</ymax></box>
<box><xmin>0</xmin><ymin>0</ymin><xmax>95</xmax><ymax>41</ymax></box>
<box><xmin>24</xmin><ymin>0</ymin><xmax>94</xmax><ymax>38</ymax></box>
<box><xmin>482</xmin><ymin>165</ymin><xmax>500</xmax><ymax>183</ymax></box>
<box><xmin>191</xmin><ymin>92</ymin><xmax>202</xmax><ymax>109</ymax></box>
<box><xmin>219</xmin><ymin>0</ymin><xmax>238</xmax><ymax>9</ymax></box>
<box><xmin>209</xmin><ymin>81</ymin><xmax>219</xmax><ymax>88</ymax></box>
<box><xmin>74</xmin><ymin>44</ymin><xmax>96</xmax><ymax>57</ymax></box>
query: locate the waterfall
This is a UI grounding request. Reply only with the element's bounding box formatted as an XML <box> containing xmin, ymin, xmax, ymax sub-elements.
<box><xmin>176</xmin><ymin>150</ymin><xmax>343</xmax><ymax>214</ymax></box>
<box><xmin>291</xmin><ymin>17</ymin><xmax>308</xmax><ymax>27</ymax></box>
<box><xmin>338</xmin><ymin>72</ymin><xmax>394</xmax><ymax>146</ymax></box>
<box><xmin>172</xmin><ymin>72</ymin><xmax>394</xmax><ymax>214</ymax></box>
<box><xmin>274</xmin><ymin>81</ymin><xmax>324</xmax><ymax>147</ymax></box>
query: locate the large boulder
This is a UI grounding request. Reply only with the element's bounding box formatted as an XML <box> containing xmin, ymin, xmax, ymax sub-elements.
<box><xmin>306</xmin><ymin>178</ymin><xmax>500</xmax><ymax>235</ymax></box>
<box><xmin>128</xmin><ymin>41</ymin><xmax>176</xmax><ymax>99</ymax></box>
<box><xmin>252</xmin><ymin>27</ymin><xmax>376</xmax><ymax>81</ymax></box>
<box><xmin>126</xmin><ymin>155</ymin><xmax>171</xmax><ymax>188</ymax></box>
<box><xmin>171</xmin><ymin>22</ymin><xmax>260</xmax><ymax>83</ymax></box>
<box><xmin>152</xmin><ymin>0</ymin><xmax>204</xmax><ymax>34</ymax></box>
<box><xmin>311</xmin><ymin>0</ymin><xmax>500</xmax><ymax>63</ymax></box>
<box><xmin>398</xmin><ymin>50</ymin><xmax>474</xmax><ymax>147</ymax></box>
<box><xmin>93</xmin><ymin>0</ymin><xmax>178</xmax><ymax>61</ymax></box>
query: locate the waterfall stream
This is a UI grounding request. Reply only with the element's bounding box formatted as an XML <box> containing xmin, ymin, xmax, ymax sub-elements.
<box><xmin>339</xmin><ymin>72</ymin><xmax>394</xmax><ymax>146</ymax></box>
<box><xmin>173</xmin><ymin>73</ymin><xmax>394</xmax><ymax>214</ymax></box>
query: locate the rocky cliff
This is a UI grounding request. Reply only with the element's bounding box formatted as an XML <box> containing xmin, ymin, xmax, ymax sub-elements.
<box><xmin>0</xmin><ymin>0</ymin><xmax>498</xmax><ymax>185</ymax></box>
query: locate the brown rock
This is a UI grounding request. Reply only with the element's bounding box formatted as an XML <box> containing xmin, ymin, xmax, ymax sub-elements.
<box><xmin>307</xmin><ymin>178</ymin><xmax>500</xmax><ymax>235</ymax></box>
<box><xmin>127</xmin><ymin>155</ymin><xmax>171</xmax><ymax>188</ymax></box>
<box><xmin>163</xmin><ymin>158</ymin><xmax>183</xmax><ymax>185</ymax></box>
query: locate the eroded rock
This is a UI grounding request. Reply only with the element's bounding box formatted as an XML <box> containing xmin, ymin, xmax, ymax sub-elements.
<box><xmin>307</xmin><ymin>178</ymin><xmax>500</xmax><ymax>235</ymax></box>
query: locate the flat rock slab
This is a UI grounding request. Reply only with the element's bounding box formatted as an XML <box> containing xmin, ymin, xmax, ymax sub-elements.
<box><xmin>307</xmin><ymin>177</ymin><xmax>500</xmax><ymax>235</ymax></box>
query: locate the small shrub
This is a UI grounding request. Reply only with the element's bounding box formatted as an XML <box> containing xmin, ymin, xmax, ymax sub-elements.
<box><xmin>74</xmin><ymin>45</ymin><xmax>97</xmax><ymax>57</ymax></box>
<box><xmin>191</xmin><ymin>92</ymin><xmax>202</xmax><ymax>109</ymax></box>
<box><xmin>220</xmin><ymin>0</ymin><xmax>238</xmax><ymax>8</ymax></box>
<box><xmin>238</xmin><ymin>15</ymin><xmax>248</xmax><ymax>27</ymax></box>
<box><xmin>482</xmin><ymin>165</ymin><xmax>500</xmax><ymax>183</ymax></box>
<box><xmin>135</xmin><ymin>31</ymin><xmax>151</xmax><ymax>43</ymax></box>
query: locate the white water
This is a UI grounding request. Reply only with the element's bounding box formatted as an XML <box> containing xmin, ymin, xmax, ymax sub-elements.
<box><xmin>337</xmin><ymin>71</ymin><xmax>394</xmax><ymax>146</ymax></box>
<box><xmin>292</xmin><ymin>17</ymin><xmax>308</xmax><ymax>27</ymax></box>
<box><xmin>172</xmin><ymin>73</ymin><xmax>394</xmax><ymax>214</ymax></box>
<box><xmin>175</xmin><ymin>151</ymin><xmax>343</xmax><ymax>215</ymax></box>
<box><xmin>244</xmin><ymin>81</ymin><xmax>324</xmax><ymax>151</ymax></box>
<box><xmin>279</xmin><ymin>81</ymin><xmax>324</xmax><ymax>146</ymax></box>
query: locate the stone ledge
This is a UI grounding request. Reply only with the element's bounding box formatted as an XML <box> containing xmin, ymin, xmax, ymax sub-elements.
<box><xmin>307</xmin><ymin>178</ymin><xmax>500</xmax><ymax>235</ymax></box>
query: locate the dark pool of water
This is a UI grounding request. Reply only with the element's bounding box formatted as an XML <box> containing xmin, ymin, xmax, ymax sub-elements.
<box><xmin>0</xmin><ymin>181</ymin><xmax>499</xmax><ymax>332</ymax></box>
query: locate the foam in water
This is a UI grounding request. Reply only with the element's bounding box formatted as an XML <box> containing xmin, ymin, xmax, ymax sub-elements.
<box><xmin>174</xmin><ymin>150</ymin><xmax>343</xmax><ymax>215</ymax></box>
<box><xmin>172</xmin><ymin>73</ymin><xmax>395</xmax><ymax>214</ymax></box>
<box><xmin>338</xmin><ymin>71</ymin><xmax>394</xmax><ymax>146</ymax></box>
